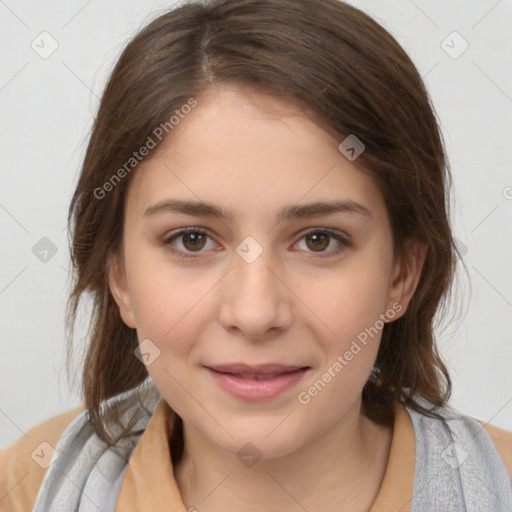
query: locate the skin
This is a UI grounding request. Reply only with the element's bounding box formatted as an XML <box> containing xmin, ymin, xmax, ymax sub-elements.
<box><xmin>109</xmin><ymin>85</ymin><xmax>426</xmax><ymax>512</ymax></box>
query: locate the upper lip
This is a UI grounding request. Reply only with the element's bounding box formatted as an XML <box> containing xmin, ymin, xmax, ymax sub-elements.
<box><xmin>205</xmin><ymin>363</ymin><xmax>308</xmax><ymax>375</ymax></box>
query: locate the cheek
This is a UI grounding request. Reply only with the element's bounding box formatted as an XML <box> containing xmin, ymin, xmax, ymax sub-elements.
<box><xmin>125</xmin><ymin>259</ymin><xmax>213</xmax><ymax>410</ymax></box>
<box><xmin>124</xmin><ymin>289</ymin><xmax>187</xmax><ymax>379</ymax></box>
<box><xmin>125</xmin><ymin>241</ymin><xmax>211</xmax><ymax>337</ymax></box>
<box><xmin>295</xmin><ymin>265</ymin><xmax>389</xmax><ymax>421</ymax></box>
<box><xmin>309</xmin><ymin>257</ymin><xmax>392</xmax><ymax>347</ymax></box>
<box><xmin>295</xmin><ymin>253</ymin><xmax>393</xmax><ymax>412</ymax></box>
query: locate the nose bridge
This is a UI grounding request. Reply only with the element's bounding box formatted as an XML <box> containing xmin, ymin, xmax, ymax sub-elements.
<box><xmin>232</xmin><ymin>239</ymin><xmax>281</xmax><ymax>306</ymax></box>
<box><xmin>236</xmin><ymin>245</ymin><xmax>276</xmax><ymax>291</ymax></box>
<box><xmin>219</xmin><ymin>238</ymin><xmax>292</xmax><ymax>337</ymax></box>
<box><xmin>232</xmin><ymin>233</ymin><xmax>278</xmax><ymax>288</ymax></box>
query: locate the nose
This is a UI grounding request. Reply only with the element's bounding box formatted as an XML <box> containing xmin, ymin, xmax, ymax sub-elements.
<box><xmin>218</xmin><ymin>248</ymin><xmax>293</xmax><ymax>340</ymax></box>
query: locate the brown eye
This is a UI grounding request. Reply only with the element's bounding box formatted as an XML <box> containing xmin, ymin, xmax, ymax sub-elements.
<box><xmin>294</xmin><ymin>229</ymin><xmax>350</xmax><ymax>258</ymax></box>
<box><xmin>162</xmin><ymin>228</ymin><xmax>217</xmax><ymax>258</ymax></box>
<box><xmin>305</xmin><ymin>232</ymin><xmax>330</xmax><ymax>252</ymax></box>
<box><xmin>181</xmin><ymin>232</ymin><xmax>207</xmax><ymax>251</ymax></box>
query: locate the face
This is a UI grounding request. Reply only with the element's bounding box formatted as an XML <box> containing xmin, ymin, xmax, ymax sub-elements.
<box><xmin>109</xmin><ymin>86</ymin><xmax>423</xmax><ymax>459</ymax></box>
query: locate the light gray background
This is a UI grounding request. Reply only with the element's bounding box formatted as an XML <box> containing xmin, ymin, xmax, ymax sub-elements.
<box><xmin>1</xmin><ymin>0</ymin><xmax>511</xmax><ymax>448</ymax></box>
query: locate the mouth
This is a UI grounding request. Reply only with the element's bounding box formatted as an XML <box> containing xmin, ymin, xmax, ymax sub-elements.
<box><xmin>206</xmin><ymin>363</ymin><xmax>308</xmax><ymax>377</ymax></box>
<box><xmin>203</xmin><ymin>363</ymin><xmax>310</xmax><ymax>400</ymax></box>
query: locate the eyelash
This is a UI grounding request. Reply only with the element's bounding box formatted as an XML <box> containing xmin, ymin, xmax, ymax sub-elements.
<box><xmin>161</xmin><ymin>227</ymin><xmax>350</xmax><ymax>260</ymax></box>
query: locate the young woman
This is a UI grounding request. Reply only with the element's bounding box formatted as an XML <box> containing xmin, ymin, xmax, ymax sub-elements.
<box><xmin>1</xmin><ymin>0</ymin><xmax>511</xmax><ymax>511</ymax></box>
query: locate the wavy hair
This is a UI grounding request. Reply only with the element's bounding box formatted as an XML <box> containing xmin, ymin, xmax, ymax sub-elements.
<box><xmin>66</xmin><ymin>0</ymin><xmax>459</xmax><ymax>455</ymax></box>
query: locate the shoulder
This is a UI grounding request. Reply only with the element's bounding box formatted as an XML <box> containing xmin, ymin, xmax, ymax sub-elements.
<box><xmin>478</xmin><ymin>420</ymin><xmax>512</xmax><ymax>484</ymax></box>
<box><xmin>406</xmin><ymin>400</ymin><xmax>512</xmax><ymax>477</ymax></box>
<box><xmin>0</xmin><ymin>405</ymin><xmax>86</xmax><ymax>512</ymax></box>
<box><xmin>402</xmin><ymin>400</ymin><xmax>512</xmax><ymax>509</ymax></box>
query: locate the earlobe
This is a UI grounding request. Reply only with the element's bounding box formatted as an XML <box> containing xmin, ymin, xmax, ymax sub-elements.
<box><xmin>107</xmin><ymin>252</ymin><xmax>137</xmax><ymax>329</ymax></box>
<box><xmin>386</xmin><ymin>240</ymin><xmax>427</xmax><ymax>320</ymax></box>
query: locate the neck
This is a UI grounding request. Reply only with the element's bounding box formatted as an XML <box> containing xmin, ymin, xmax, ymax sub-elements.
<box><xmin>174</xmin><ymin>401</ymin><xmax>393</xmax><ymax>512</ymax></box>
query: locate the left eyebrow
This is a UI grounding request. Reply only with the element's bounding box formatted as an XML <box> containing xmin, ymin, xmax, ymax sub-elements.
<box><xmin>143</xmin><ymin>198</ymin><xmax>372</xmax><ymax>222</ymax></box>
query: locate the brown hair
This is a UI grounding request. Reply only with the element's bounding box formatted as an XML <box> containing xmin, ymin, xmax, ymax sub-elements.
<box><xmin>66</xmin><ymin>0</ymin><xmax>459</xmax><ymax>454</ymax></box>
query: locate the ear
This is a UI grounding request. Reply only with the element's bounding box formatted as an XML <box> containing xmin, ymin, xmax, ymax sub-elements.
<box><xmin>107</xmin><ymin>251</ymin><xmax>137</xmax><ymax>329</ymax></box>
<box><xmin>385</xmin><ymin>239</ymin><xmax>427</xmax><ymax>321</ymax></box>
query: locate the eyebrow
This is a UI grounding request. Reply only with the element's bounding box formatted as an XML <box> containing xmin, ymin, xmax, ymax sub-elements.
<box><xmin>144</xmin><ymin>198</ymin><xmax>372</xmax><ymax>222</ymax></box>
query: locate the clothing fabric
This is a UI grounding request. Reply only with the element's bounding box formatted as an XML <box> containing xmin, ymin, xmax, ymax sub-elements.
<box><xmin>1</xmin><ymin>382</ymin><xmax>511</xmax><ymax>512</ymax></box>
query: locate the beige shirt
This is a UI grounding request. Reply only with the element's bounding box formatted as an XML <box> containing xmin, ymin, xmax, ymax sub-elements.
<box><xmin>1</xmin><ymin>400</ymin><xmax>511</xmax><ymax>511</ymax></box>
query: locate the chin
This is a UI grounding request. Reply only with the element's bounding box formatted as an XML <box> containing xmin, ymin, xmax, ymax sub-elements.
<box><xmin>222</xmin><ymin>437</ymin><xmax>300</xmax><ymax>463</ymax></box>
<box><xmin>209</xmin><ymin>418</ymin><xmax>308</xmax><ymax>462</ymax></box>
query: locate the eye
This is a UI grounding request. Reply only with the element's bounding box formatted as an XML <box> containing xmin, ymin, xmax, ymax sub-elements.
<box><xmin>292</xmin><ymin>229</ymin><xmax>350</xmax><ymax>258</ymax></box>
<box><xmin>162</xmin><ymin>227</ymin><xmax>217</xmax><ymax>258</ymax></box>
<box><xmin>161</xmin><ymin>227</ymin><xmax>350</xmax><ymax>259</ymax></box>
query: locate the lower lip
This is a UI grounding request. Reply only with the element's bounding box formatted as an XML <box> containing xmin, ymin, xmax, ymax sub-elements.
<box><xmin>205</xmin><ymin>367</ymin><xmax>309</xmax><ymax>401</ymax></box>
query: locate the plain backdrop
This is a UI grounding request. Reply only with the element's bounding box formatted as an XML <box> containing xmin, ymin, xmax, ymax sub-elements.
<box><xmin>1</xmin><ymin>0</ymin><xmax>511</xmax><ymax>448</ymax></box>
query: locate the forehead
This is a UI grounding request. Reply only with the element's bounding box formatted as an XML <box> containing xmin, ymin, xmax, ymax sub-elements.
<box><xmin>124</xmin><ymin>86</ymin><xmax>386</xmax><ymax>224</ymax></box>
<box><xmin>167</xmin><ymin>85</ymin><xmax>339</xmax><ymax>157</ymax></box>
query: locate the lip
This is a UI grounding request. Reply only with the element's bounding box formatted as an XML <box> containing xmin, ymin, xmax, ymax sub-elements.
<box><xmin>207</xmin><ymin>363</ymin><xmax>305</xmax><ymax>375</ymax></box>
<box><xmin>204</xmin><ymin>363</ymin><xmax>310</xmax><ymax>401</ymax></box>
